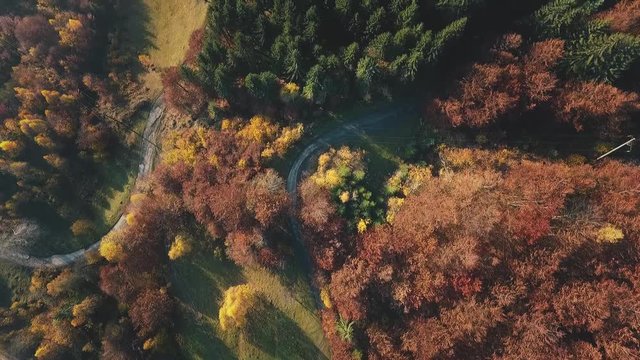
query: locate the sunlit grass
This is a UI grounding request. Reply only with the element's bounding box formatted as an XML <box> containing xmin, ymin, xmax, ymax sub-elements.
<box><xmin>140</xmin><ymin>0</ymin><xmax>208</xmax><ymax>92</ymax></box>
<box><xmin>171</xmin><ymin>250</ymin><xmax>330</xmax><ymax>359</ymax></box>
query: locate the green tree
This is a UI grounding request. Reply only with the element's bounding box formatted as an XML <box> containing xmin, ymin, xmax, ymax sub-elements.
<box><xmin>356</xmin><ymin>56</ymin><xmax>378</xmax><ymax>94</ymax></box>
<box><xmin>366</xmin><ymin>7</ymin><xmax>387</xmax><ymax>37</ymax></box>
<box><xmin>531</xmin><ymin>0</ymin><xmax>604</xmax><ymax>38</ymax></box>
<box><xmin>396</xmin><ymin>0</ymin><xmax>419</xmax><ymax>27</ymax></box>
<box><xmin>565</xmin><ymin>32</ymin><xmax>640</xmax><ymax>82</ymax></box>
<box><xmin>245</xmin><ymin>72</ymin><xmax>280</xmax><ymax>101</ymax></box>
<box><xmin>435</xmin><ymin>0</ymin><xmax>484</xmax><ymax>16</ymax></box>
<box><xmin>343</xmin><ymin>42</ymin><xmax>361</xmax><ymax>71</ymax></box>
<box><xmin>336</xmin><ymin>317</ymin><xmax>355</xmax><ymax>343</ymax></box>
<box><xmin>304</xmin><ymin>6</ymin><xmax>320</xmax><ymax>42</ymax></box>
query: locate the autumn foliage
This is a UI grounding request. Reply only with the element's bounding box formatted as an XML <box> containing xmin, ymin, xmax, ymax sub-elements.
<box><xmin>598</xmin><ymin>0</ymin><xmax>640</xmax><ymax>35</ymax></box>
<box><xmin>553</xmin><ymin>81</ymin><xmax>640</xmax><ymax>133</ymax></box>
<box><xmin>218</xmin><ymin>284</ymin><xmax>257</xmax><ymax>331</ymax></box>
<box><xmin>96</xmin><ymin>121</ymin><xmax>295</xmax><ymax>349</ymax></box>
<box><xmin>431</xmin><ymin>33</ymin><xmax>640</xmax><ymax>135</ymax></box>
<box><xmin>432</xmin><ymin>35</ymin><xmax>565</xmax><ymax>127</ymax></box>
<box><xmin>0</xmin><ymin>0</ymin><xmax>141</xmax><ymax>238</ymax></box>
<box><xmin>322</xmin><ymin>148</ymin><xmax>640</xmax><ymax>359</ymax></box>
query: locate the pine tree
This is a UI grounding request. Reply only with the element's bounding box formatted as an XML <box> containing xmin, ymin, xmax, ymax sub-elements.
<box><xmin>564</xmin><ymin>32</ymin><xmax>640</xmax><ymax>82</ymax></box>
<box><xmin>531</xmin><ymin>0</ymin><xmax>604</xmax><ymax>38</ymax></box>
<box><xmin>435</xmin><ymin>0</ymin><xmax>485</xmax><ymax>16</ymax></box>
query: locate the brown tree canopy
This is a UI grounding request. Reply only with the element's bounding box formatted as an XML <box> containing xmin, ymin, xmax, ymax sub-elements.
<box><xmin>598</xmin><ymin>0</ymin><xmax>640</xmax><ymax>35</ymax></box>
<box><xmin>553</xmin><ymin>81</ymin><xmax>640</xmax><ymax>133</ymax></box>
<box><xmin>328</xmin><ymin>148</ymin><xmax>640</xmax><ymax>359</ymax></box>
<box><xmin>129</xmin><ymin>288</ymin><xmax>173</xmax><ymax>339</ymax></box>
<box><xmin>431</xmin><ymin>35</ymin><xmax>565</xmax><ymax>127</ymax></box>
<box><xmin>430</xmin><ymin>33</ymin><xmax>640</xmax><ymax>134</ymax></box>
<box><xmin>299</xmin><ymin>177</ymin><xmax>350</xmax><ymax>272</ymax></box>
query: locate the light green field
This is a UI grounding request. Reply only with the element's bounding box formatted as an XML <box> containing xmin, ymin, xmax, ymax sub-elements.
<box><xmin>171</xmin><ymin>251</ymin><xmax>330</xmax><ymax>360</ymax></box>
<box><xmin>135</xmin><ymin>0</ymin><xmax>207</xmax><ymax>92</ymax></box>
<box><xmin>142</xmin><ymin>0</ymin><xmax>208</xmax><ymax>68</ymax></box>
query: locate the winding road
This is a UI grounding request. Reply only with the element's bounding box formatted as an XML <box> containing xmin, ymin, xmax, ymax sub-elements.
<box><xmin>286</xmin><ymin>103</ymin><xmax>416</xmax><ymax>307</ymax></box>
<box><xmin>0</xmin><ymin>99</ymin><xmax>412</xmax><ymax>276</ymax></box>
<box><xmin>0</xmin><ymin>99</ymin><xmax>165</xmax><ymax>268</ymax></box>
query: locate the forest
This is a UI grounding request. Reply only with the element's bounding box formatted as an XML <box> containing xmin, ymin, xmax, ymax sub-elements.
<box><xmin>0</xmin><ymin>0</ymin><xmax>640</xmax><ymax>359</ymax></box>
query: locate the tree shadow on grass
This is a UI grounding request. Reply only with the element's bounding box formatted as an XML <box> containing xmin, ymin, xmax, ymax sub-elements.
<box><xmin>171</xmin><ymin>251</ymin><xmax>246</xmax><ymax>318</ymax></box>
<box><xmin>113</xmin><ymin>0</ymin><xmax>157</xmax><ymax>75</ymax></box>
<box><xmin>170</xmin><ymin>251</ymin><xmax>245</xmax><ymax>359</ymax></box>
<box><xmin>247</xmin><ymin>301</ymin><xmax>329</xmax><ymax>360</ymax></box>
<box><xmin>175</xmin><ymin>309</ymin><xmax>237</xmax><ymax>360</ymax></box>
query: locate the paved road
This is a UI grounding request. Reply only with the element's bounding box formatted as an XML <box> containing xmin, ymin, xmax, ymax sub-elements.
<box><xmin>0</xmin><ymin>99</ymin><xmax>411</xmax><ymax>274</ymax></box>
<box><xmin>0</xmin><ymin>99</ymin><xmax>165</xmax><ymax>268</ymax></box>
<box><xmin>286</xmin><ymin>103</ymin><xmax>416</xmax><ymax>307</ymax></box>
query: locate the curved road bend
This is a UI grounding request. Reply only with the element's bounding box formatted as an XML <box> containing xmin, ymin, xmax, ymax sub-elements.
<box><xmin>0</xmin><ymin>100</ymin><xmax>414</xmax><ymax>275</ymax></box>
<box><xmin>0</xmin><ymin>99</ymin><xmax>166</xmax><ymax>268</ymax></box>
<box><xmin>286</xmin><ymin>103</ymin><xmax>417</xmax><ymax>308</ymax></box>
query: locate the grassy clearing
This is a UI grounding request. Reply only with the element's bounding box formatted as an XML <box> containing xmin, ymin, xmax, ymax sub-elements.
<box><xmin>269</xmin><ymin>101</ymin><xmax>394</xmax><ymax>176</ymax></box>
<box><xmin>171</xmin><ymin>248</ymin><xmax>330</xmax><ymax>360</ymax></box>
<box><xmin>142</xmin><ymin>0</ymin><xmax>208</xmax><ymax>68</ymax></box>
<box><xmin>0</xmin><ymin>261</ymin><xmax>30</xmax><ymax>308</ymax></box>
<box><xmin>121</xmin><ymin>0</ymin><xmax>208</xmax><ymax>92</ymax></box>
<box><xmin>344</xmin><ymin>112</ymin><xmax>422</xmax><ymax>189</ymax></box>
<box><xmin>92</xmin><ymin>108</ymin><xmax>149</xmax><ymax>232</ymax></box>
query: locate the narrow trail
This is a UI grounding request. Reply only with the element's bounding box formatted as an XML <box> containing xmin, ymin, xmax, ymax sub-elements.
<box><xmin>0</xmin><ymin>99</ymin><xmax>166</xmax><ymax>268</ymax></box>
<box><xmin>286</xmin><ymin>103</ymin><xmax>416</xmax><ymax>308</ymax></box>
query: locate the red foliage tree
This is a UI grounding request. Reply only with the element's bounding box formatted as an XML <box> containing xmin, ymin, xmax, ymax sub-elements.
<box><xmin>320</xmin><ymin>310</ymin><xmax>354</xmax><ymax>360</ymax></box>
<box><xmin>299</xmin><ymin>179</ymin><xmax>350</xmax><ymax>272</ymax></box>
<box><xmin>162</xmin><ymin>66</ymin><xmax>208</xmax><ymax>116</ymax></box>
<box><xmin>325</xmin><ymin>149</ymin><xmax>640</xmax><ymax>359</ymax></box>
<box><xmin>129</xmin><ymin>288</ymin><xmax>173</xmax><ymax>339</ymax></box>
<box><xmin>184</xmin><ymin>28</ymin><xmax>205</xmax><ymax>66</ymax></box>
<box><xmin>14</xmin><ymin>15</ymin><xmax>56</xmax><ymax>50</ymax></box>
<box><xmin>598</xmin><ymin>0</ymin><xmax>640</xmax><ymax>34</ymax></box>
<box><xmin>553</xmin><ymin>81</ymin><xmax>640</xmax><ymax>133</ymax></box>
<box><xmin>431</xmin><ymin>35</ymin><xmax>564</xmax><ymax>127</ymax></box>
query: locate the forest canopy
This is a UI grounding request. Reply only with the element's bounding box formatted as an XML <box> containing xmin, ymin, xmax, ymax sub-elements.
<box><xmin>2</xmin><ymin>0</ymin><xmax>640</xmax><ymax>359</ymax></box>
<box><xmin>166</xmin><ymin>0</ymin><xmax>470</xmax><ymax>118</ymax></box>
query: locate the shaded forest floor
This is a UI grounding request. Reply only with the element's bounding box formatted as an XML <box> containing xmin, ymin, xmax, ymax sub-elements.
<box><xmin>25</xmin><ymin>107</ymin><xmax>149</xmax><ymax>257</ymax></box>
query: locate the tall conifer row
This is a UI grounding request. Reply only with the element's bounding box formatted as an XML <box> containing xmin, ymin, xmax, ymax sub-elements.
<box><xmin>193</xmin><ymin>0</ymin><xmax>468</xmax><ymax>109</ymax></box>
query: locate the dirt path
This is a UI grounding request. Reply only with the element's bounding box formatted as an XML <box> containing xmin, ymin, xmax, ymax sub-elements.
<box><xmin>0</xmin><ymin>99</ymin><xmax>165</xmax><ymax>268</ymax></box>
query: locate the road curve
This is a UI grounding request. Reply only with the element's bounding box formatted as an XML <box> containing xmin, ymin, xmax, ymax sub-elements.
<box><xmin>286</xmin><ymin>103</ymin><xmax>415</xmax><ymax>307</ymax></box>
<box><xmin>0</xmin><ymin>98</ymin><xmax>165</xmax><ymax>268</ymax></box>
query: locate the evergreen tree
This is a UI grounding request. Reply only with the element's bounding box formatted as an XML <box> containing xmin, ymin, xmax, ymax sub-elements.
<box><xmin>531</xmin><ymin>0</ymin><xmax>604</xmax><ymax>39</ymax></box>
<box><xmin>195</xmin><ymin>0</ymin><xmax>468</xmax><ymax>108</ymax></box>
<box><xmin>434</xmin><ymin>0</ymin><xmax>485</xmax><ymax>16</ymax></box>
<box><xmin>565</xmin><ymin>32</ymin><xmax>640</xmax><ymax>83</ymax></box>
<box><xmin>245</xmin><ymin>72</ymin><xmax>280</xmax><ymax>101</ymax></box>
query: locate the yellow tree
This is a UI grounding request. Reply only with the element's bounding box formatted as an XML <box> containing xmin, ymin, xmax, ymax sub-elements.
<box><xmin>99</xmin><ymin>231</ymin><xmax>125</xmax><ymax>262</ymax></box>
<box><xmin>71</xmin><ymin>295</ymin><xmax>100</xmax><ymax>328</ymax></box>
<box><xmin>236</xmin><ymin>115</ymin><xmax>279</xmax><ymax>144</ymax></box>
<box><xmin>168</xmin><ymin>234</ymin><xmax>193</xmax><ymax>260</ymax></box>
<box><xmin>70</xmin><ymin>219</ymin><xmax>93</xmax><ymax>237</ymax></box>
<box><xmin>219</xmin><ymin>284</ymin><xmax>257</xmax><ymax>331</ymax></box>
